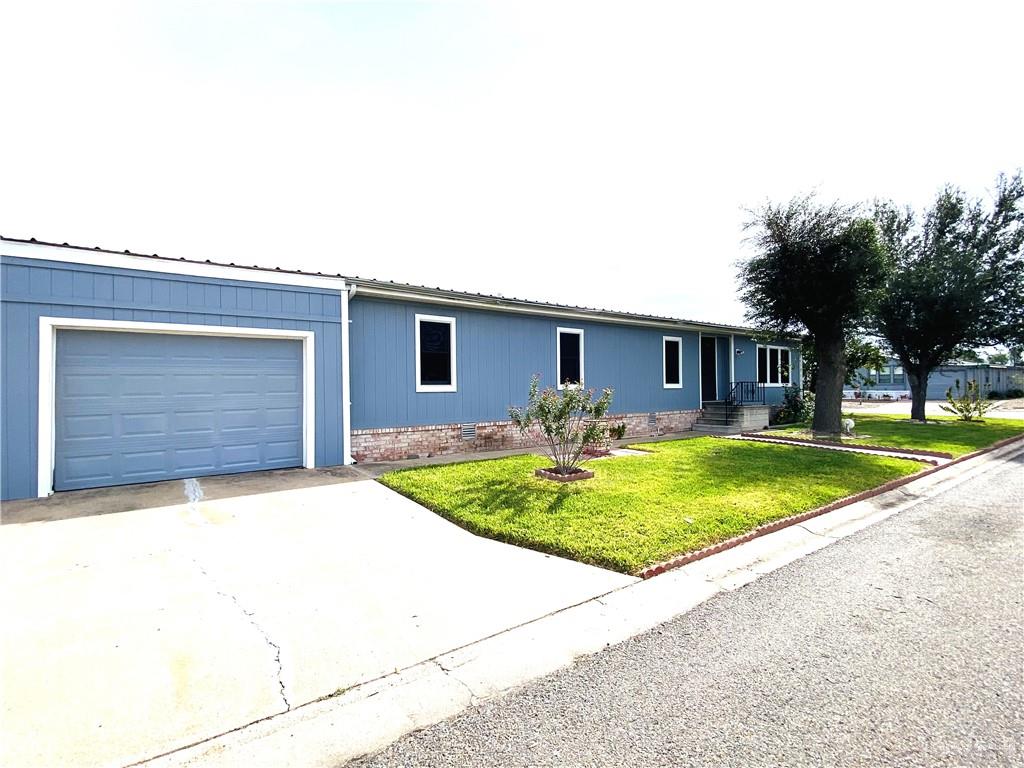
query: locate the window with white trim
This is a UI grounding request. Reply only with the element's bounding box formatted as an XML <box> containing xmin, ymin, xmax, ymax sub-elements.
<box><xmin>415</xmin><ymin>314</ymin><xmax>456</xmax><ymax>392</ymax></box>
<box><xmin>757</xmin><ymin>344</ymin><xmax>792</xmax><ymax>385</ymax></box>
<box><xmin>663</xmin><ymin>336</ymin><xmax>682</xmax><ymax>388</ymax></box>
<box><xmin>557</xmin><ymin>328</ymin><xmax>584</xmax><ymax>388</ymax></box>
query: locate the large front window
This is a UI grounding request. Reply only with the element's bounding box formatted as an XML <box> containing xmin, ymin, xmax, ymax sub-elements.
<box><xmin>757</xmin><ymin>344</ymin><xmax>792</xmax><ymax>385</ymax></box>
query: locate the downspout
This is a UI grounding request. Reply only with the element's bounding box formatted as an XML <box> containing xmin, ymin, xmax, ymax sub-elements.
<box><xmin>341</xmin><ymin>284</ymin><xmax>356</xmax><ymax>464</ymax></box>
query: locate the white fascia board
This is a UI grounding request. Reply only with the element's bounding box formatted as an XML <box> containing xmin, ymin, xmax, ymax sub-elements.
<box><xmin>2</xmin><ymin>240</ymin><xmax>346</xmax><ymax>291</ymax></box>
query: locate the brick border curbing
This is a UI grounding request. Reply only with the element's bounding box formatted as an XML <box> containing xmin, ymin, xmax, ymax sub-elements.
<box><xmin>535</xmin><ymin>468</ymin><xmax>595</xmax><ymax>483</ymax></box>
<box><xmin>636</xmin><ymin>432</ymin><xmax>1024</xmax><ymax>579</ymax></box>
<box><xmin>739</xmin><ymin>433</ymin><xmax>954</xmax><ymax>459</ymax></box>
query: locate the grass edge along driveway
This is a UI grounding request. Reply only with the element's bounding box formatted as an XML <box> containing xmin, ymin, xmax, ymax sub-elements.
<box><xmin>774</xmin><ymin>413</ymin><xmax>1024</xmax><ymax>457</ymax></box>
<box><xmin>379</xmin><ymin>437</ymin><xmax>921</xmax><ymax>575</ymax></box>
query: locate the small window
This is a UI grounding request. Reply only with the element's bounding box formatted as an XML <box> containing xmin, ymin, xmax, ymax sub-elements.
<box><xmin>557</xmin><ymin>328</ymin><xmax>584</xmax><ymax>388</ymax></box>
<box><xmin>663</xmin><ymin>336</ymin><xmax>682</xmax><ymax>388</ymax></box>
<box><xmin>780</xmin><ymin>349</ymin><xmax>791</xmax><ymax>384</ymax></box>
<box><xmin>415</xmin><ymin>314</ymin><xmax>456</xmax><ymax>392</ymax></box>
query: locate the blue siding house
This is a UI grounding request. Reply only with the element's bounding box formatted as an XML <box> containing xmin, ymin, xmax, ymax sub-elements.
<box><xmin>1</xmin><ymin>237</ymin><xmax>800</xmax><ymax>500</ymax></box>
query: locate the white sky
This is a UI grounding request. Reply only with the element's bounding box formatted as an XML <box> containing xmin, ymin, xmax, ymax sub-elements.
<box><xmin>2</xmin><ymin>1</ymin><xmax>1021</xmax><ymax>325</ymax></box>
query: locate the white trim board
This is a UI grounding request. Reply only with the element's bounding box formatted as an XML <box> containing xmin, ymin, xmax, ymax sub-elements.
<box><xmin>341</xmin><ymin>288</ymin><xmax>353</xmax><ymax>464</ymax></box>
<box><xmin>37</xmin><ymin>316</ymin><xmax>317</xmax><ymax>498</ymax></box>
<box><xmin>414</xmin><ymin>314</ymin><xmax>458</xmax><ymax>393</ymax></box>
<box><xmin>556</xmin><ymin>327</ymin><xmax>585</xmax><ymax>389</ymax></box>
<box><xmin>4</xmin><ymin>240</ymin><xmax>345</xmax><ymax>291</ymax></box>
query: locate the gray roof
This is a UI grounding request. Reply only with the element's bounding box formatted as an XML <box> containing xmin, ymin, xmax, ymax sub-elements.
<box><xmin>1</xmin><ymin>234</ymin><xmax>762</xmax><ymax>335</ymax></box>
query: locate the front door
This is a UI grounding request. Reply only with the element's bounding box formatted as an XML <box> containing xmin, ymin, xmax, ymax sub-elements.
<box><xmin>701</xmin><ymin>337</ymin><xmax>718</xmax><ymax>401</ymax></box>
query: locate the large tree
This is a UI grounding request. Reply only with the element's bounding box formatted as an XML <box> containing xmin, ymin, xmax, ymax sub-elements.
<box><xmin>872</xmin><ymin>172</ymin><xmax>1024</xmax><ymax>421</ymax></box>
<box><xmin>739</xmin><ymin>196</ymin><xmax>889</xmax><ymax>435</ymax></box>
<box><xmin>800</xmin><ymin>334</ymin><xmax>888</xmax><ymax>391</ymax></box>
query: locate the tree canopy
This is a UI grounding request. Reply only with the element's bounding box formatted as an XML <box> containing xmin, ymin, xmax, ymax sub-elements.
<box><xmin>739</xmin><ymin>195</ymin><xmax>889</xmax><ymax>434</ymax></box>
<box><xmin>872</xmin><ymin>172</ymin><xmax>1024</xmax><ymax>419</ymax></box>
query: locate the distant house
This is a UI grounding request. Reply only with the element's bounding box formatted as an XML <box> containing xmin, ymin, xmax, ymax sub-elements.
<box><xmin>849</xmin><ymin>357</ymin><xmax>1024</xmax><ymax>400</ymax></box>
<box><xmin>0</xmin><ymin>237</ymin><xmax>799</xmax><ymax>500</ymax></box>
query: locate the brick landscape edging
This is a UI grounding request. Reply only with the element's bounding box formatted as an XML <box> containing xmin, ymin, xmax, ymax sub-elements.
<box><xmin>739</xmin><ymin>433</ymin><xmax>953</xmax><ymax>459</ymax></box>
<box><xmin>636</xmin><ymin>432</ymin><xmax>1024</xmax><ymax>580</ymax></box>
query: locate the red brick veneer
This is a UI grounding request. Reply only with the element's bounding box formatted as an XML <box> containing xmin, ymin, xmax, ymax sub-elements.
<box><xmin>351</xmin><ymin>409</ymin><xmax>701</xmax><ymax>463</ymax></box>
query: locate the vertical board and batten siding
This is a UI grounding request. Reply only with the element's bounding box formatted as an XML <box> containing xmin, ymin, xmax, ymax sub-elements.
<box><xmin>348</xmin><ymin>297</ymin><xmax>702</xmax><ymax>430</ymax></box>
<box><xmin>0</xmin><ymin>255</ymin><xmax>344</xmax><ymax>501</ymax></box>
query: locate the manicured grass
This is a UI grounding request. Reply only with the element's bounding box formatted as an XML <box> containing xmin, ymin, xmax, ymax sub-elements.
<box><xmin>775</xmin><ymin>414</ymin><xmax>1024</xmax><ymax>457</ymax></box>
<box><xmin>379</xmin><ymin>438</ymin><xmax>921</xmax><ymax>575</ymax></box>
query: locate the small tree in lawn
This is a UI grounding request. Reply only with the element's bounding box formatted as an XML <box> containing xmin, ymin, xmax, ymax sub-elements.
<box><xmin>940</xmin><ymin>379</ymin><xmax>994</xmax><ymax>422</ymax></box>
<box><xmin>739</xmin><ymin>196</ymin><xmax>889</xmax><ymax>436</ymax></box>
<box><xmin>872</xmin><ymin>172</ymin><xmax>1024</xmax><ymax>422</ymax></box>
<box><xmin>508</xmin><ymin>375</ymin><xmax>613</xmax><ymax>476</ymax></box>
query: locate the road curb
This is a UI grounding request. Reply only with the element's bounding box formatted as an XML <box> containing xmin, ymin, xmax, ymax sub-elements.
<box><xmin>637</xmin><ymin>433</ymin><xmax>1024</xmax><ymax>579</ymax></box>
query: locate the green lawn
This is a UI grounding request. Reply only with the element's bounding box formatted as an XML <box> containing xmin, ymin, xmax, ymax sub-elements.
<box><xmin>774</xmin><ymin>414</ymin><xmax>1024</xmax><ymax>457</ymax></box>
<box><xmin>379</xmin><ymin>438</ymin><xmax>921</xmax><ymax>575</ymax></box>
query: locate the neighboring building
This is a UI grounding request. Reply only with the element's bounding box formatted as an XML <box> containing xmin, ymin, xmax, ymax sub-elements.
<box><xmin>1</xmin><ymin>237</ymin><xmax>799</xmax><ymax>501</ymax></box>
<box><xmin>849</xmin><ymin>357</ymin><xmax>1024</xmax><ymax>400</ymax></box>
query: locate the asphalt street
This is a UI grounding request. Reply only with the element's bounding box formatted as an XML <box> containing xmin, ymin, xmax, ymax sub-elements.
<box><xmin>356</xmin><ymin>449</ymin><xmax>1024</xmax><ymax>767</ymax></box>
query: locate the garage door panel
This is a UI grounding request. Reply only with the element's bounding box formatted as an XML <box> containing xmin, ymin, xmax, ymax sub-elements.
<box><xmin>121</xmin><ymin>412</ymin><xmax>169</xmax><ymax>437</ymax></box>
<box><xmin>62</xmin><ymin>454</ymin><xmax>115</xmax><ymax>485</ymax></box>
<box><xmin>265</xmin><ymin>440</ymin><xmax>302</xmax><ymax>462</ymax></box>
<box><xmin>55</xmin><ymin>330</ymin><xmax>304</xmax><ymax>491</ymax></box>
<box><xmin>122</xmin><ymin>450</ymin><xmax>170</xmax><ymax>478</ymax></box>
<box><xmin>221</xmin><ymin>444</ymin><xmax>262</xmax><ymax>468</ymax></box>
<box><xmin>63</xmin><ymin>413</ymin><xmax>115</xmax><ymax>440</ymax></box>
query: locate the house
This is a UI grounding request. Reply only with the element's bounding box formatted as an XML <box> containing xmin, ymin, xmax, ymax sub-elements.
<box><xmin>0</xmin><ymin>237</ymin><xmax>800</xmax><ymax>501</ymax></box>
<box><xmin>849</xmin><ymin>357</ymin><xmax>1024</xmax><ymax>400</ymax></box>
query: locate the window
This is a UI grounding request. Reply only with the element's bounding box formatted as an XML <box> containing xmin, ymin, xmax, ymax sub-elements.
<box><xmin>757</xmin><ymin>344</ymin><xmax>793</xmax><ymax>385</ymax></box>
<box><xmin>878</xmin><ymin>366</ymin><xmax>892</xmax><ymax>383</ymax></box>
<box><xmin>663</xmin><ymin>336</ymin><xmax>682</xmax><ymax>388</ymax></box>
<box><xmin>415</xmin><ymin>314</ymin><xmax>456</xmax><ymax>392</ymax></box>
<box><xmin>557</xmin><ymin>328</ymin><xmax>584</xmax><ymax>388</ymax></box>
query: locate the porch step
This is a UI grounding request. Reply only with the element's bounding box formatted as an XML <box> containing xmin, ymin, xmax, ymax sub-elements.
<box><xmin>692</xmin><ymin>423</ymin><xmax>746</xmax><ymax>435</ymax></box>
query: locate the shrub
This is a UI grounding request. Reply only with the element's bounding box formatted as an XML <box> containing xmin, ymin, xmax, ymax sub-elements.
<box><xmin>773</xmin><ymin>385</ymin><xmax>814</xmax><ymax>424</ymax></box>
<box><xmin>608</xmin><ymin>422</ymin><xmax>627</xmax><ymax>440</ymax></box>
<box><xmin>1006</xmin><ymin>387</ymin><xmax>1024</xmax><ymax>398</ymax></box>
<box><xmin>987</xmin><ymin>389</ymin><xmax>1004</xmax><ymax>399</ymax></box>
<box><xmin>509</xmin><ymin>375</ymin><xmax>614</xmax><ymax>475</ymax></box>
<box><xmin>939</xmin><ymin>379</ymin><xmax>994</xmax><ymax>422</ymax></box>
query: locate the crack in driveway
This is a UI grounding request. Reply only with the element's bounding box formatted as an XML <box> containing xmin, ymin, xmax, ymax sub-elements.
<box><xmin>190</xmin><ymin>557</ymin><xmax>291</xmax><ymax>711</ymax></box>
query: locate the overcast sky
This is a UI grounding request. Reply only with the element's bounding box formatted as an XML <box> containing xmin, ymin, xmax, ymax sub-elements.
<box><xmin>2</xmin><ymin>1</ymin><xmax>1021</xmax><ymax>325</ymax></box>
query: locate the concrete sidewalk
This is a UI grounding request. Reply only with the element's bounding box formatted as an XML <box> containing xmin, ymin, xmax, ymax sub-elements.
<box><xmin>142</xmin><ymin>439</ymin><xmax>1024</xmax><ymax>768</ymax></box>
<box><xmin>0</xmin><ymin>479</ymin><xmax>632</xmax><ymax>768</ymax></box>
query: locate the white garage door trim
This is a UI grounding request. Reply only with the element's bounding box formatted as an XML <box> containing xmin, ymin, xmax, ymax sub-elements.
<box><xmin>38</xmin><ymin>316</ymin><xmax>316</xmax><ymax>497</ymax></box>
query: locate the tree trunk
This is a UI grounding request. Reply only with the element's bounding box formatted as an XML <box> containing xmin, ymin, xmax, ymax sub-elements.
<box><xmin>907</xmin><ymin>367</ymin><xmax>929</xmax><ymax>422</ymax></box>
<box><xmin>812</xmin><ymin>335</ymin><xmax>845</xmax><ymax>436</ymax></box>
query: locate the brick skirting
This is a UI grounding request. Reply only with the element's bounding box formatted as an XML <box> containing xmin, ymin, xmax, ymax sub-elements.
<box><xmin>351</xmin><ymin>409</ymin><xmax>701</xmax><ymax>463</ymax></box>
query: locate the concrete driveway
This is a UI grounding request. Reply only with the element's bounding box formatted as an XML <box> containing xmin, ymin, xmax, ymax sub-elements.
<box><xmin>1</xmin><ymin>475</ymin><xmax>634</xmax><ymax>768</ymax></box>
